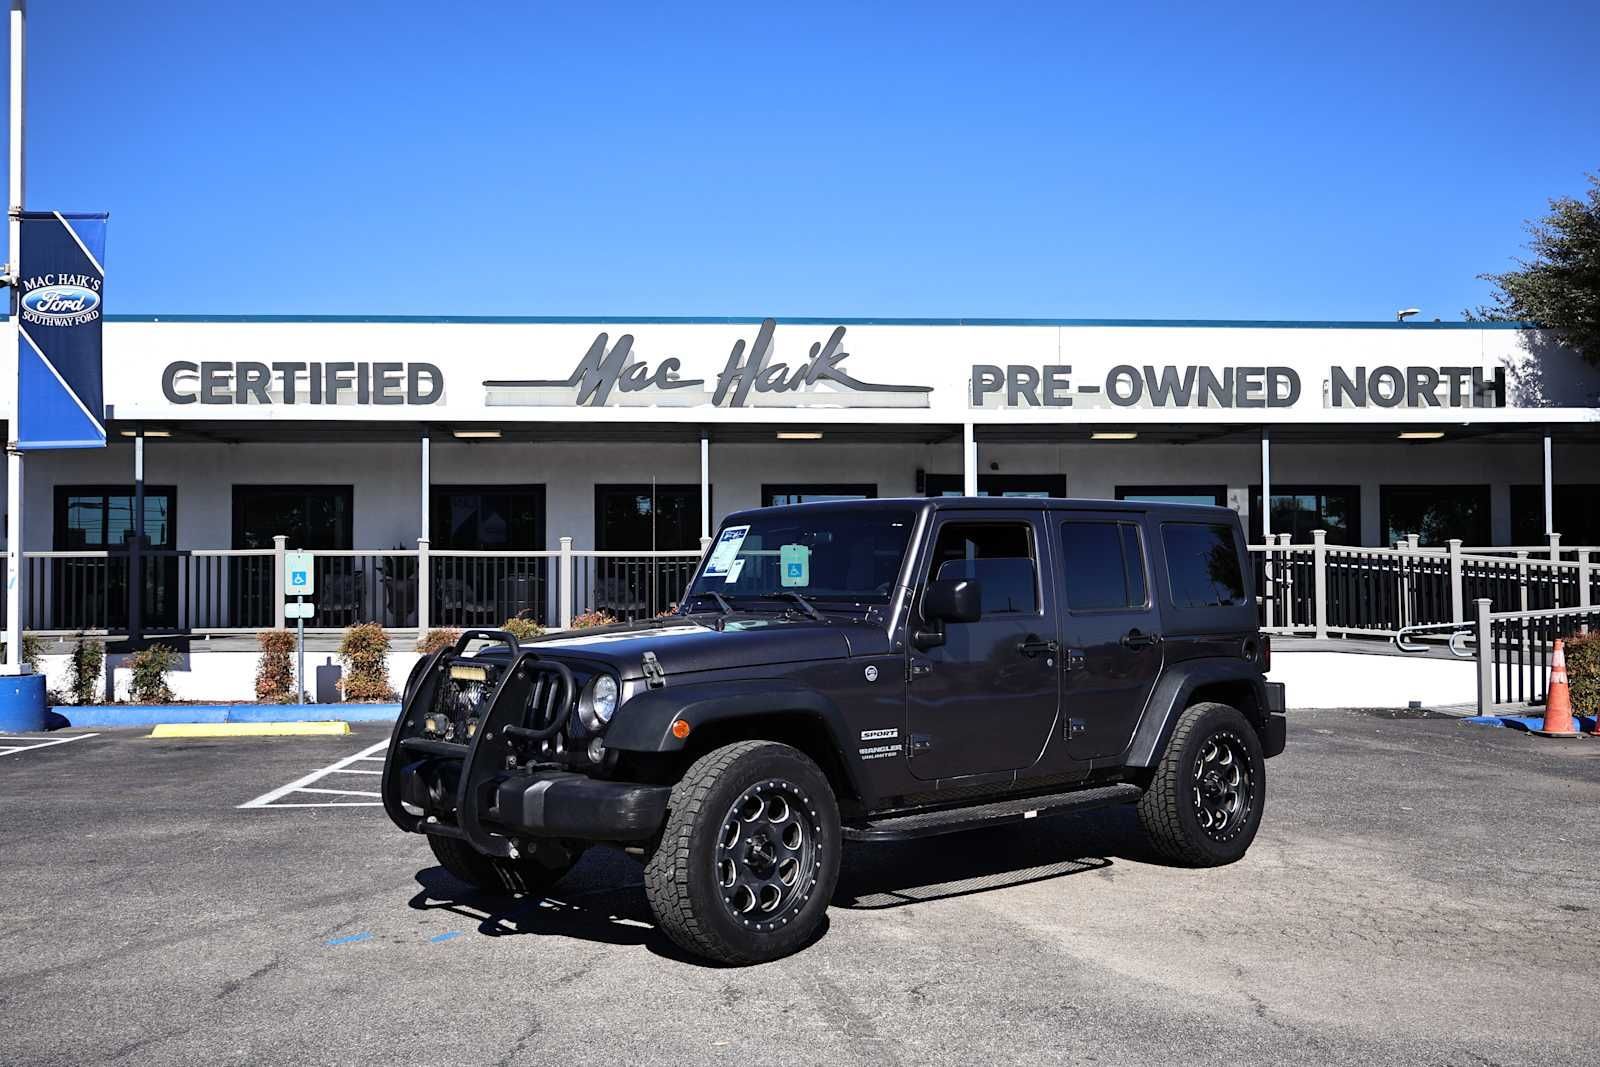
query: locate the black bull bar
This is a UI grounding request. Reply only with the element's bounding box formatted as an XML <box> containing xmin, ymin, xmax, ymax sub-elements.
<box><xmin>379</xmin><ymin>629</ymin><xmax>669</xmax><ymax>856</ymax></box>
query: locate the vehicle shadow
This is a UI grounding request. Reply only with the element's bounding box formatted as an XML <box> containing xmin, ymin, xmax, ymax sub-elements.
<box><xmin>405</xmin><ymin>805</ymin><xmax>1153</xmax><ymax>962</ymax></box>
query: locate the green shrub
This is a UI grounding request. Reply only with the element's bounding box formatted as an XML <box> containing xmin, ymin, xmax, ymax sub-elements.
<box><xmin>68</xmin><ymin>635</ymin><xmax>105</xmax><ymax>705</ymax></box>
<box><xmin>3</xmin><ymin>633</ymin><xmax>45</xmax><ymax>671</ymax></box>
<box><xmin>128</xmin><ymin>644</ymin><xmax>181</xmax><ymax>704</ymax></box>
<box><xmin>255</xmin><ymin>630</ymin><xmax>297</xmax><ymax>703</ymax></box>
<box><xmin>569</xmin><ymin>609</ymin><xmax>618</xmax><ymax>630</ymax></box>
<box><xmin>338</xmin><ymin>622</ymin><xmax>396</xmax><ymax>701</ymax></box>
<box><xmin>416</xmin><ymin>627</ymin><xmax>461</xmax><ymax>655</ymax></box>
<box><xmin>502</xmin><ymin>616</ymin><xmax>545</xmax><ymax>641</ymax></box>
<box><xmin>1562</xmin><ymin>631</ymin><xmax>1600</xmax><ymax>715</ymax></box>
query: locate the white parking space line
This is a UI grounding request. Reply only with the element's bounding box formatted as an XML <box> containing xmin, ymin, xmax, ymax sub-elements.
<box><xmin>0</xmin><ymin>733</ymin><xmax>99</xmax><ymax>758</ymax></box>
<box><xmin>239</xmin><ymin>740</ymin><xmax>389</xmax><ymax>809</ymax></box>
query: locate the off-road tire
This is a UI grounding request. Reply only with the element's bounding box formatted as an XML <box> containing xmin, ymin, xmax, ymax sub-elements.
<box><xmin>644</xmin><ymin>740</ymin><xmax>841</xmax><ymax>965</ymax></box>
<box><xmin>1136</xmin><ymin>701</ymin><xmax>1265</xmax><ymax>867</ymax></box>
<box><xmin>428</xmin><ymin>833</ymin><xmax>581</xmax><ymax>897</ymax></box>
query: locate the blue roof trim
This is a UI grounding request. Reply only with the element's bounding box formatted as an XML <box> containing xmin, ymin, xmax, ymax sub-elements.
<box><xmin>94</xmin><ymin>314</ymin><xmax>1533</xmax><ymax>329</ymax></box>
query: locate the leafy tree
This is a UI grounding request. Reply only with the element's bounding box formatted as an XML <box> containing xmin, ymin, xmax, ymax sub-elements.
<box><xmin>1469</xmin><ymin>174</ymin><xmax>1600</xmax><ymax>363</ymax></box>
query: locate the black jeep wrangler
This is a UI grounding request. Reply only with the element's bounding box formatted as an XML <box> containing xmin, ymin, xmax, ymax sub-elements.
<box><xmin>382</xmin><ymin>498</ymin><xmax>1286</xmax><ymax>964</ymax></box>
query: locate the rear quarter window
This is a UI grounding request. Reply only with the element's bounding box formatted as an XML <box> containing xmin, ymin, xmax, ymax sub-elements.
<box><xmin>1161</xmin><ymin>522</ymin><xmax>1247</xmax><ymax>608</ymax></box>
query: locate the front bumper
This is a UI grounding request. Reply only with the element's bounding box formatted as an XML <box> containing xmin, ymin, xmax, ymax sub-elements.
<box><xmin>395</xmin><ymin>757</ymin><xmax>669</xmax><ymax>841</ymax></box>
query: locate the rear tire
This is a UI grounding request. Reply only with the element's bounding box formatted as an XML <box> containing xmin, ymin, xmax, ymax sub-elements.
<box><xmin>644</xmin><ymin>741</ymin><xmax>841</xmax><ymax>965</ymax></box>
<box><xmin>1137</xmin><ymin>701</ymin><xmax>1265</xmax><ymax>867</ymax></box>
<box><xmin>427</xmin><ymin>834</ymin><xmax>581</xmax><ymax>897</ymax></box>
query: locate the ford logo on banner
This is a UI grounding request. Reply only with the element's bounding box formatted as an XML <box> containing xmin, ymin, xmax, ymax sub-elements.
<box><xmin>21</xmin><ymin>284</ymin><xmax>101</xmax><ymax>324</ymax></box>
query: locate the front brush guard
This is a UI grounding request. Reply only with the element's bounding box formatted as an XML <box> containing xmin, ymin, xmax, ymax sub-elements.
<box><xmin>381</xmin><ymin>629</ymin><xmax>575</xmax><ymax>858</ymax></box>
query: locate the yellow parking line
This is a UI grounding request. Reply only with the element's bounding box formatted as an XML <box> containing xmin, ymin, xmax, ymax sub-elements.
<box><xmin>149</xmin><ymin>721</ymin><xmax>351</xmax><ymax>739</ymax></box>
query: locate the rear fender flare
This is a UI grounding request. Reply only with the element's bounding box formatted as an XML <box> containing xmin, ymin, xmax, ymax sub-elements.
<box><xmin>1123</xmin><ymin>658</ymin><xmax>1272</xmax><ymax>768</ymax></box>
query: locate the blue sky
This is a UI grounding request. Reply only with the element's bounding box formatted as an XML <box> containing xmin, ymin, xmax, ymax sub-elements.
<box><xmin>8</xmin><ymin>1</ymin><xmax>1599</xmax><ymax>320</ymax></box>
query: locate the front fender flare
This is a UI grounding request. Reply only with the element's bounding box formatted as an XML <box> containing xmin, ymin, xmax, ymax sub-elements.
<box><xmin>603</xmin><ymin>678</ymin><xmax>848</xmax><ymax>755</ymax></box>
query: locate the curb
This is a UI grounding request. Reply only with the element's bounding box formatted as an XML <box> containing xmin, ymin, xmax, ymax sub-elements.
<box><xmin>1461</xmin><ymin>713</ymin><xmax>1598</xmax><ymax>734</ymax></box>
<box><xmin>50</xmin><ymin>703</ymin><xmax>401</xmax><ymax>729</ymax></box>
<box><xmin>150</xmin><ymin>721</ymin><xmax>353</xmax><ymax>739</ymax></box>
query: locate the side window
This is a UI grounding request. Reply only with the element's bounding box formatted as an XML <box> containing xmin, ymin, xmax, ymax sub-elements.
<box><xmin>930</xmin><ymin>521</ymin><xmax>1038</xmax><ymax>615</ymax></box>
<box><xmin>1162</xmin><ymin>522</ymin><xmax>1247</xmax><ymax>608</ymax></box>
<box><xmin>1060</xmin><ymin>520</ymin><xmax>1148</xmax><ymax>611</ymax></box>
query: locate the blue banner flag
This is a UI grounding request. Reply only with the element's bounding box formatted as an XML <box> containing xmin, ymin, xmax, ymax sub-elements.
<box><xmin>15</xmin><ymin>211</ymin><xmax>107</xmax><ymax>450</ymax></box>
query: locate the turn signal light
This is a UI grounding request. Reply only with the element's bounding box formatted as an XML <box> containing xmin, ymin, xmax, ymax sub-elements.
<box><xmin>671</xmin><ymin>719</ymin><xmax>691</xmax><ymax>740</ymax></box>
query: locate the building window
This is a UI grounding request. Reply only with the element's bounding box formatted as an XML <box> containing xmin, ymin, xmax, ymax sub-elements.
<box><xmin>761</xmin><ymin>484</ymin><xmax>877</xmax><ymax>507</ymax></box>
<box><xmin>1380</xmin><ymin>485</ymin><xmax>1491</xmax><ymax>547</ymax></box>
<box><xmin>53</xmin><ymin>486</ymin><xmax>179</xmax><ymax>632</ymax></box>
<box><xmin>1060</xmin><ymin>520</ymin><xmax>1148</xmax><ymax>611</ymax></box>
<box><xmin>1248</xmin><ymin>485</ymin><xmax>1360</xmax><ymax>545</ymax></box>
<box><xmin>1117</xmin><ymin>485</ymin><xmax>1227</xmax><ymax>507</ymax></box>
<box><xmin>232</xmin><ymin>486</ymin><xmax>353</xmax><ymax>550</ymax></box>
<box><xmin>923</xmin><ymin>474</ymin><xmax>1067</xmax><ymax>498</ymax></box>
<box><xmin>56</xmin><ymin>486</ymin><xmax>176</xmax><ymax>550</ymax></box>
<box><xmin>928</xmin><ymin>521</ymin><xmax>1039</xmax><ymax>615</ymax></box>
<box><xmin>1163</xmin><ymin>522</ymin><xmax>1247</xmax><ymax>608</ymax></box>
<box><xmin>1509</xmin><ymin>485</ymin><xmax>1600</xmax><ymax>546</ymax></box>
<box><xmin>431</xmin><ymin>485</ymin><xmax>545</xmax><ymax>550</ymax></box>
<box><xmin>595</xmin><ymin>484</ymin><xmax>704</xmax><ymax>551</ymax></box>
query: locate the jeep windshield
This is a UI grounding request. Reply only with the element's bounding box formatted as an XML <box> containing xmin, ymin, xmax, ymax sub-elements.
<box><xmin>686</xmin><ymin>508</ymin><xmax>916</xmax><ymax>610</ymax></box>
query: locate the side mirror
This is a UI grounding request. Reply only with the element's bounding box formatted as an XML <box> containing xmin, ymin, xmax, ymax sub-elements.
<box><xmin>924</xmin><ymin>578</ymin><xmax>982</xmax><ymax>624</ymax></box>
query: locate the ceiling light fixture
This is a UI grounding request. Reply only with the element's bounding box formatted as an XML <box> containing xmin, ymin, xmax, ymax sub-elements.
<box><xmin>1090</xmin><ymin>432</ymin><xmax>1139</xmax><ymax>441</ymax></box>
<box><xmin>1397</xmin><ymin>431</ymin><xmax>1444</xmax><ymax>440</ymax></box>
<box><xmin>776</xmin><ymin>431</ymin><xmax>823</xmax><ymax>440</ymax></box>
<box><xmin>453</xmin><ymin>430</ymin><xmax>502</xmax><ymax>439</ymax></box>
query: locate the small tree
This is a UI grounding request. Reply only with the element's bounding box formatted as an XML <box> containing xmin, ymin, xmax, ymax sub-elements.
<box><xmin>128</xmin><ymin>644</ymin><xmax>181</xmax><ymax>704</ymax></box>
<box><xmin>416</xmin><ymin>627</ymin><xmax>461</xmax><ymax>655</ymax></box>
<box><xmin>569</xmin><ymin>609</ymin><xmax>618</xmax><ymax>630</ymax></box>
<box><xmin>68</xmin><ymin>635</ymin><xmax>105</xmax><ymax>705</ymax></box>
<box><xmin>255</xmin><ymin>630</ymin><xmax>297</xmax><ymax>703</ymax></box>
<box><xmin>1471</xmin><ymin>173</ymin><xmax>1600</xmax><ymax>363</ymax></box>
<box><xmin>339</xmin><ymin>622</ymin><xmax>396</xmax><ymax>701</ymax></box>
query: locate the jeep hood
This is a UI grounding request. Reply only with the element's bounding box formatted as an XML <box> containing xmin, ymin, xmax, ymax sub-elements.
<box><xmin>526</xmin><ymin>617</ymin><xmax>854</xmax><ymax>680</ymax></box>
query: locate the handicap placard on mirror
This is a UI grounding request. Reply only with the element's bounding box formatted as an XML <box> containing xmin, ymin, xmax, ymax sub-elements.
<box><xmin>780</xmin><ymin>544</ymin><xmax>811</xmax><ymax>587</ymax></box>
<box><xmin>703</xmin><ymin>525</ymin><xmax>749</xmax><ymax>577</ymax></box>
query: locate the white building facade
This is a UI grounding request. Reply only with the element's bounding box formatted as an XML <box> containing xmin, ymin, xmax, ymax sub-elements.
<box><xmin>6</xmin><ymin>316</ymin><xmax>1599</xmax><ymax>684</ymax></box>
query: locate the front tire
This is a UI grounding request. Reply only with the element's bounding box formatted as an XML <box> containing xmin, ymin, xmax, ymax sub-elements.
<box><xmin>1136</xmin><ymin>701</ymin><xmax>1265</xmax><ymax>866</ymax></box>
<box><xmin>428</xmin><ymin>833</ymin><xmax>581</xmax><ymax>897</ymax></box>
<box><xmin>644</xmin><ymin>741</ymin><xmax>841</xmax><ymax>965</ymax></box>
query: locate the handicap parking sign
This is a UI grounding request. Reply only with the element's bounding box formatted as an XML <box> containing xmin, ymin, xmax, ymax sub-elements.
<box><xmin>779</xmin><ymin>544</ymin><xmax>810</xmax><ymax>588</ymax></box>
<box><xmin>284</xmin><ymin>551</ymin><xmax>316</xmax><ymax>596</ymax></box>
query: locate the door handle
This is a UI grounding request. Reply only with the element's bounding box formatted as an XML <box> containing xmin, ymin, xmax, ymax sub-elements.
<box><xmin>1017</xmin><ymin>636</ymin><xmax>1059</xmax><ymax>657</ymax></box>
<box><xmin>1121</xmin><ymin>629</ymin><xmax>1161</xmax><ymax>650</ymax></box>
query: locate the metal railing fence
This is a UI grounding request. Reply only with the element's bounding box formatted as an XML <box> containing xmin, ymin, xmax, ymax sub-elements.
<box><xmin>6</xmin><ymin>537</ymin><xmax>706</xmax><ymax>641</ymax></box>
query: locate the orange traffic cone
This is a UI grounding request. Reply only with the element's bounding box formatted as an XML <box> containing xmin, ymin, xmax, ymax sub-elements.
<box><xmin>1532</xmin><ymin>638</ymin><xmax>1582</xmax><ymax>738</ymax></box>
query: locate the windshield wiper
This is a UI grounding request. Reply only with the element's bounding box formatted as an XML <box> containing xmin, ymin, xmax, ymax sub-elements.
<box><xmin>760</xmin><ymin>591</ymin><xmax>825</xmax><ymax>621</ymax></box>
<box><xmin>685</xmin><ymin>589</ymin><xmax>736</xmax><ymax>617</ymax></box>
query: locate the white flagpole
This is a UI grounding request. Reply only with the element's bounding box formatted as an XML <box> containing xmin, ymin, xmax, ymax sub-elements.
<box><xmin>4</xmin><ymin>0</ymin><xmax>24</xmax><ymax>675</ymax></box>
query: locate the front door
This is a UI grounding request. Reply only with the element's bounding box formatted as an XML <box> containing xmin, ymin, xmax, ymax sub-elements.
<box><xmin>906</xmin><ymin>512</ymin><xmax>1060</xmax><ymax>781</ymax></box>
<box><xmin>1055</xmin><ymin>514</ymin><xmax>1164</xmax><ymax>760</ymax></box>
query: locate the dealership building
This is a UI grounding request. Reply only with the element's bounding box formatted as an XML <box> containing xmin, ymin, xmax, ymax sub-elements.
<box><xmin>6</xmin><ymin>315</ymin><xmax>1598</xmax><ymax>701</ymax></box>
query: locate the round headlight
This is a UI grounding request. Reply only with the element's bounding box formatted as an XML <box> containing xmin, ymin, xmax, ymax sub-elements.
<box><xmin>580</xmin><ymin>674</ymin><xmax>619</xmax><ymax>732</ymax></box>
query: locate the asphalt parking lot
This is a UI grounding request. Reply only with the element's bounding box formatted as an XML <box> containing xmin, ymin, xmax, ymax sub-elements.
<box><xmin>2</xmin><ymin>709</ymin><xmax>1598</xmax><ymax>1066</ymax></box>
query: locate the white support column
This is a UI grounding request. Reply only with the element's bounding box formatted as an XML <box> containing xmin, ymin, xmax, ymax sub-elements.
<box><xmin>1312</xmin><ymin>529</ymin><xmax>1328</xmax><ymax>639</ymax></box>
<box><xmin>3</xmin><ymin>0</ymin><xmax>25</xmax><ymax>674</ymax></box>
<box><xmin>962</xmin><ymin>423</ymin><xmax>977</xmax><ymax>497</ymax></box>
<box><xmin>419</xmin><ymin>432</ymin><xmax>430</xmax><ymax>542</ymax></box>
<box><xmin>558</xmin><ymin>535</ymin><xmax>574</xmax><ymax>629</ymax></box>
<box><xmin>1447</xmin><ymin>538</ymin><xmax>1464</xmax><ymax>624</ymax></box>
<box><xmin>415</xmin><ymin>537</ymin><xmax>430</xmax><ymax>633</ymax></box>
<box><xmin>1259</xmin><ymin>429</ymin><xmax>1271</xmax><ymax>542</ymax></box>
<box><xmin>1543</xmin><ymin>434</ymin><xmax>1553</xmax><ymax>538</ymax></box>
<box><xmin>699</xmin><ymin>430</ymin><xmax>709</xmax><ymax>540</ymax></box>
<box><xmin>272</xmin><ymin>535</ymin><xmax>287</xmax><ymax>631</ymax></box>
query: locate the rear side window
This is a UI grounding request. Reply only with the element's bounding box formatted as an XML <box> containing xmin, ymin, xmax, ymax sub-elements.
<box><xmin>930</xmin><ymin>521</ymin><xmax>1039</xmax><ymax>615</ymax></box>
<box><xmin>1162</xmin><ymin>522</ymin><xmax>1247</xmax><ymax>608</ymax></box>
<box><xmin>1060</xmin><ymin>520</ymin><xmax>1148</xmax><ymax>611</ymax></box>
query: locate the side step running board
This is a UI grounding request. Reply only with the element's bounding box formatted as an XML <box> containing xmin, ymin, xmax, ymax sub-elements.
<box><xmin>842</xmin><ymin>782</ymin><xmax>1143</xmax><ymax>842</ymax></box>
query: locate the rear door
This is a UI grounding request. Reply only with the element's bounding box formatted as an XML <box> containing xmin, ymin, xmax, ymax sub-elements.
<box><xmin>1056</xmin><ymin>512</ymin><xmax>1164</xmax><ymax>760</ymax></box>
<box><xmin>905</xmin><ymin>511</ymin><xmax>1059</xmax><ymax>780</ymax></box>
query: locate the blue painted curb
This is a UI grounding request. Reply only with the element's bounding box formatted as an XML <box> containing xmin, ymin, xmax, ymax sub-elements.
<box><xmin>1462</xmin><ymin>714</ymin><xmax>1597</xmax><ymax>733</ymax></box>
<box><xmin>49</xmin><ymin>702</ymin><xmax>401</xmax><ymax>729</ymax></box>
<box><xmin>0</xmin><ymin>674</ymin><xmax>47</xmax><ymax>732</ymax></box>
